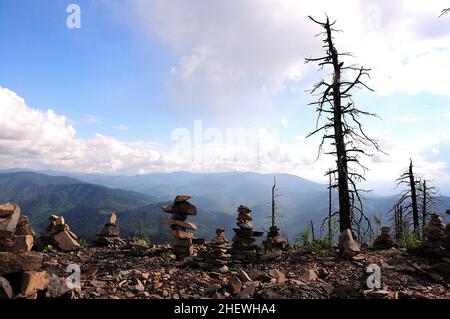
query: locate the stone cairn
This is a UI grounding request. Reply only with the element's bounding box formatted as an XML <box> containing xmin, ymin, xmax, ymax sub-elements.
<box><xmin>372</xmin><ymin>227</ymin><xmax>396</xmax><ymax>250</ymax></box>
<box><xmin>421</xmin><ymin>213</ymin><xmax>446</xmax><ymax>255</ymax></box>
<box><xmin>160</xmin><ymin>195</ymin><xmax>197</xmax><ymax>260</ymax></box>
<box><xmin>231</xmin><ymin>205</ymin><xmax>263</xmax><ymax>264</ymax></box>
<box><xmin>206</xmin><ymin>228</ymin><xmax>232</xmax><ymax>273</ymax></box>
<box><xmin>38</xmin><ymin>215</ymin><xmax>80</xmax><ymax>252</ymax></box>
<box><xmin>0</xmin><ymin>203</ymin><xmax>71</xmax><ymax>299</ymax></box>
<box><xmin>95</xmin><ymin>212</ymin><xmax>124</xmax><ymax>246</ymax></box>
<box><xmin>413</xmin><ymin>213</ymin><xmax>450</xmax><ymax>275</ymax></box>
<box><xmin>263</xmin><ymin>225</ymin><xmax>288</xmax><ymax>251</ymax></box>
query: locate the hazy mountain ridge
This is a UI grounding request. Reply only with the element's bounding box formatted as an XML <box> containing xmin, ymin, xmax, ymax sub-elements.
<box><xmin>1</xmin><ymin>170</ymin><xmax>449</xmax><ymax>244</ymax></box>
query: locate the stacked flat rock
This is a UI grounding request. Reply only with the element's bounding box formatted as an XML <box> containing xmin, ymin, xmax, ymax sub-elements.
<box><xmin>0</xmin><ymin>203</ymin><xmax>34</xmax><ymax>253</ymax></box>
<box><xmin>0</xmin><ymin>203</ymin><xmax>71</xmax><ymax>299</ymax></box>
<box><xmin>38</xmin><ymin>215</ymin><xmax>80</xmax><ymax>252</ymax></box>
<box><xmin>373</xmin><ymin>227</ymin><xmax>396</xmax><ymax>250</ymax></box>
<box><xmin>95</xmin><ymin>212</ymin><xmax>124</xmax><ymax>246</ymax></box>
<box><xmin>263</xmin><ymin>225</ymin><xmax>288</xmax><ymax>251</ymax></box>
<box><xmin>160</xmin><ymin>195</ymin><xmax>197</xmax><ymax>259</ymax></box>
<box><xmin>206</xmin><ymin>228</ymin><xmax>232</xmax><ymax>273</ymax></box>
<box><xmin>231</xmin><ymin>205</ymin><xmax>263</xmax><ymax>263</ymax></box>
<box><xmin>422</xmin><ymin>214</ymin><xmax>446</xmax><ymax>254</ymax></box>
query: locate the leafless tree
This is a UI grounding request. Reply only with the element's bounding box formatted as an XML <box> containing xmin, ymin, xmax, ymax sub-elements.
<box><xmin>393</xmin><ymin>204</ymin><xmax>404</xmax><ymax>240</ymax></box>
<box><xmin>417</xmin><ymin>179</ymin><xmax>439</xmax><ymax>235</ymax></box>
<box><xmin>271</xmin><ymin>177</ymin><xmax>281</xmax><ymax>228</ymax></box>
<box><xmin>392</xmin><ymin>160</ymin><xmax>421</xmax><ymax>234</ymax></box>
<box><xmin>320</xmin><ymin>168</ymin><xmax>338</xmax><ymax>241</ymax></box>
<box><xmin>305</xmin><ymin>15</ymin><xmax>382</xmax><ymax>240</ymax></box>
<box><xmin>440</xmin><ymin>8</ymin><xmax>450</xmax><ymax>17</ymax></box>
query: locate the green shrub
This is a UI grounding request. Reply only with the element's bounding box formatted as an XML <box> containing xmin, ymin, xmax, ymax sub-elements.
<box><xmin>161</xmin><ymin>251</ymin><xmax>173</xmax><ymax>261</ymax></box>
<box><xmin>43</xmin><ymin>244</ymin><xmax>54</xmax><ymax>253</ymax></box>
<box><xmin>295</xmin><ymin>227</ymin><xmax>311</xmax><ymax>247</ymax></box>
<box><xmin>311</xmin><ymin>238</ymin><xmax>334</xmax><ymax>257</ymax></box>
<box><xmin>398</xmin><ymin>229</ymin><xmax>420</xmax><ymax>248</ymax></box>
<box><xmin>131</xmin><ymin>236</ymin><xmax>151</xmax><ymax>246</ymax></box>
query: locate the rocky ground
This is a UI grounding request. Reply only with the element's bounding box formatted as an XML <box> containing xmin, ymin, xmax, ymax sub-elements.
<box><xmin>41</xmin><ymin>244</ymin><xmax>450</xmax><ymax>299</ymax></box>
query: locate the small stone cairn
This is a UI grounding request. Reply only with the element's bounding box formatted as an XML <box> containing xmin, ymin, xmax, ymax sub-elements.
<box><xmin>231</xmin><ymin>205</ymin><xmax>263</xmax><ymax>264</ymax></box>
<box><xmin>0</xmin><ymin>203</ymin><xmax>70</xmax><ymax>299</ymax></box>
<box><xmin>263</xmin><ymin>225</ymin><xmax>288</xmax><ymax>251</ymax></box>
<box><xmin>160</xmin><ymin>195</ymin><xmax>197</xmax><ymax>259</ymax></box>
<box><xmin>38</xmin><ymin>215</ymin><xmax>80</xmax><ymax>252</ymax></box>
<box><xmin>95</xmin><ymin>212</ymin><xmax>125</xmax><ymax>246</ymax></box>
<box><xmin>372</xmin><ymin>227</ymin><xmax>396</xmax><ymax>250</ymax></box>
<box><xmin>206</xmin><ymin>228</ymin><xmax>232</xmax><ymax>273</ymax></box>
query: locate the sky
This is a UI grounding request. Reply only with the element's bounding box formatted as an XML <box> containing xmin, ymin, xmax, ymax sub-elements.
<box><xmin>1</xmin><ymin>0</ymin><xmax>450</xmax><ymax>195</ymax></box>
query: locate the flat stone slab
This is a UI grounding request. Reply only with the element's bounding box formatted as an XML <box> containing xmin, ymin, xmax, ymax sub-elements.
<box><xmin>0</xmin><ymin>203</ymin><xmax>18</xmax><ymax>218</ymax></box>
<box><xmin>160</xmin><ymin>218</ymin><xmax>197</xmax><ymax>230</ymax></box>
<box><xmin>0</xmin><ymin>252</ymin><xmax>43</xmax><ymax>275</ymax></box>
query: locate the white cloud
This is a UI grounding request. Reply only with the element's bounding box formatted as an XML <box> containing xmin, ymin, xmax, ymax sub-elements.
<box><xmin>1</xmin><ymin>87</ymin><xmax>449</xmax><ymax>194</ymax></box>
<box><xmin>0</xmin><ymin>87</ymin><xmax>166</xmax><ymax>174</ymax></box>
<box><xmin>444</xmin><ymin>112</ymin><xmax>450</xmax><ymax>118</ymax></box>
<box><xmin>122</xmin><ymin>0</ymin><xmax>450</xmax><ymax>107</ymax></box>
<box><xmin>280</xmin><ymin>117</ymin><xmax>288</xmax><ymax>128</ymax></box>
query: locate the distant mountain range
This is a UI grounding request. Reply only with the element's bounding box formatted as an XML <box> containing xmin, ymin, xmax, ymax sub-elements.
<box><xmin>1</xmin><ymin>170</ymin><xmax>449</xmax><ymax>243</ymax></box>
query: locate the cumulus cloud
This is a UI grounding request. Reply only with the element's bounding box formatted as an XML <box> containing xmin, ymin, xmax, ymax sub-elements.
<box><xmin>1</xmin><ymin>87</ymin><xmax>449</xmax><ymax>194</ymax></box>
<box><xmin>0</xmin><ymin>87</ymin><xmax>333</xmax><ymax>178</ymax></box>
<box><xmin>0</xmin><ymin>87</ymin><xmax>166</xmax><ymax>174</ymax></box>
<box><xmin>122</xmin><ymin>0</ymin><xmax>450</xmax><ymax>108</ymax></box>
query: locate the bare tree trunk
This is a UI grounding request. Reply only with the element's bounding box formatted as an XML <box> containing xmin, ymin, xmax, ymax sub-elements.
<box><xmin>272</xmin><ymin>177</ymin><xmax>276</xmax><ymax>228</ymax></box>
<box><xmin>322</xmin><ymin>23</ymin><xmax>352</xmax><ymax>233</ymax></box>
<box><xmin>399</xmin><ymin>205</ymin><xmax>403</xmax><ymax>236</ymax></box>
<box><xmin>310</xmin><ymin>221</ymin><xmax>315</xmax><ymax>241</ymax></box>
<box><xmin>328</xmin><ymin>173</ymin><xmax>332</xmax><ymax>240</ymax></box>
<box><xmin>409</xmin><ymin>160</ymin><xmax>420</xmax><ymax>233</ymax></box>
<box><xmin>306</xmin><ymin>16</ymin><xmax>379</xmax><ymax>239</ymax></box>
<box><xmin>394</xmin><ymin>205</ymin><xmax>399</xmax><ymax>240</ymax></box>
<box><xmin>422</xmin><ymin>180</ymin><xmax>427</xmax><ymax>237</ymax></box>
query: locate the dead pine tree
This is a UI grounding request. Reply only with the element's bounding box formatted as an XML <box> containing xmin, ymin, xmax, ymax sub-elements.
<box><xmin>327</xmin><ymin>170</ymin><xmax>333</xmax><ymax>239</ymax></box>
<box><xmin>271</xmin><ymin>177</ymin><xmax>279</xmax><ymax>228</ymax></box>
<box><xmin>305</xmin><ymin>15</ymin><xmax>382</xmax><ymax>241</ymax></box>
<box><xmin>417</xmin><ymin>179</ymin><xmax>439</xmax><ymax>236</ymax></box>
<box><xmin>392</xmin><ymin>204</ymin><xmax>404</xmax><ymax>240</ymax></box>
<box><xmin>440</xmin><ymin>8</ymin><xmax>450</xmax><ymax>17</ymax></box>
<box><xmin>263</xmin><ymin>177</ymin><xmax>288</xmax><ymax>250</ymax></box>
<box><xmin>310</xmin><ymin>221</ymin><xmax>316</xmax><ymax>241</ymax></box>
<box><xmin>393</xmin><ymin>159</ymin><xmax>421</xmax><ymax>235</ymax></box>
<box><xmin>320</xmin><ymin>168</ymin><xmax>337</xmax><ymax>241</ymax></box>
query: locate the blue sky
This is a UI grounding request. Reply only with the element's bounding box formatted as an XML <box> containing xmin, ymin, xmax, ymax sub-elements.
<box><xmin>1</xmin><ymin>0</ymin><xmax>450</xmax><ymax>194</ymax></box>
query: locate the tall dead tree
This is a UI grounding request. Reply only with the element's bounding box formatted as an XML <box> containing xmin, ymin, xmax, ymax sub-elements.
<box><xmin>417</xmin><ymin>179</ymin><xmax>439</xmax><ymax>235</ymax></box>
<box><xmin>440</xmin><ymin>8</ymin><xmax>450</xmax><ymax>17</ymax></box>
<box><xmin>328</xmin><ymin>171</ymin><xmax>333</xmax><ymax>239</ymax></box>
<box><xmin>321</xmin><ymin>168</ymin><xmax>337</xmax><ymax>241</ymax></box>
<box><xmin>393</xmin><ymin>160</ymin><xmax>421</xmax><ymax>234</ymax></box>
<box><xmin>306</xmin><ymin>16</ymin><xmax>381</xmax><ymax>239</ymax></box>
<box><xmin>269</xmin><ymin>177</ymin><xmax>281</xmax><ymax>227</ymax></box>
<box><xmin>393</xmin><ymin>204</ymin><xmax>404</xmax><ymax>240</ymax></box>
